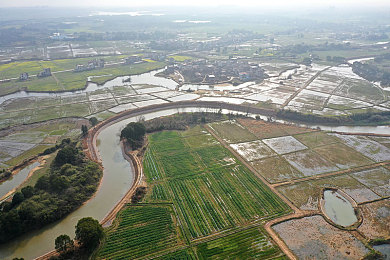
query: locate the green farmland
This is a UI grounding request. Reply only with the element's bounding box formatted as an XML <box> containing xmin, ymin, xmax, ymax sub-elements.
<box><xmin>97</xmin><ymin>125</ymin><xmax>290</xmax><ymax>259</ymax></box>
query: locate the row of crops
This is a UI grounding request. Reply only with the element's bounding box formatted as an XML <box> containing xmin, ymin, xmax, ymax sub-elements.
<box><xmin>98</xmin><ymin>126</ymin><xmax>290</xmax><ymax>259</ymax></box>
<box><xmin>145</xmin><ymin>127</ymin><xmax>291</xmax><ymax>239</ymax></box>
<box><xmin>195</xmin><ymin>227</ymin><xmax>285</xmax><ymax>259</ymax></box>
<box><xmin>97</xmin><ymin>205</ymin><xmax>182</xmax><ymax>260</ymax></box>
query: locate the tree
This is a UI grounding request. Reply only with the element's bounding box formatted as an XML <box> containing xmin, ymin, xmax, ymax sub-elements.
<box><xmin>12</xmin><ymin>192</ymin><xmax>24</xmax><ymax>206</ymax></box>
<box><xmin>75</xmin><ymin>217</ymin><xmax>104</xmax><ymax>252</ymax></box>
<box><xmin>120</xmin><ymin>122</ymin><xmax>146</xmax><ymax>149</ymax></box>
<box><xmin>81</xmin><ymin>125</ymin><xmax>88</xmax><ymax>137</ymax></box>
<box><xmin>54</xmin><ymin>146</ymin><xmax>77</xmax><ymax>166</ymax></box>
<box><xmin>21</xmin><ymin>186</ymin><xmax>34</xmax><ymax>199</ymax></box>
<box><xmin>55</xmin><ymin>234</ymin><xmax>73</xmax><ymax>253</ymax></box>
<box><xmin>89</xmin><ymin>117</ymin><xmax>98</xmax><ymax>126</ymax></box>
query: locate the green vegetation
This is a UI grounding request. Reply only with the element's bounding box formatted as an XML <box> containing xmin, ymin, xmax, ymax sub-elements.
<box><xmin>144</xmin><ymin>128</ymin><xmax>290</xmax><ymax>239</ymax></box>
<box><xmin>0</xmin><ymin>60</ymin><xmax>165</xmax><ymax>96</ymax></box>
<box><xmin>5</xmin><ymin>145</ymin><xmax>51</xmax><ymax>167</ymax></box>
<box><xmin>209</xmin><ymin>120</ymin><xmax>257</xmax><ymax>143</ymax></box>
<box><xmin>76</xmin><ymin>217</ymin><xmax>104</xmax><ymax>252</ymax></box>
<box><xmin>0</xmin><ymin>141</ymin><xmax>102</xmax><ymax>243</ymax></box>
<box><xmin>97</xmin><ymin>205</ymin><xmax>182</xmax><ymax>260</ymax></box>
<box><xmin>195</xmin><ymin>227</ymin><xmax>284</xmax><ymax>259</ymax></box>
<box><xmin>98</xmin><ymin>125</ymin><xmax>290</xmax><ymax>259</ymax></box>
<box><xmin>120</xmin><ymin>122</ymin><xmax>146</xmax><ymax>149</ymax></box>
<box><xmin>168</xmin><ymin>55</ymin><xmax>193</xmax><ymax>61</ymax></box>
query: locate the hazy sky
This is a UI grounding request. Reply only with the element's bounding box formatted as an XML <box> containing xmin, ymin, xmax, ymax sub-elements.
<box><xmin>1</xmin><ymin>0</ymin><xmax>389</xmax><ymax>8</ymax></box>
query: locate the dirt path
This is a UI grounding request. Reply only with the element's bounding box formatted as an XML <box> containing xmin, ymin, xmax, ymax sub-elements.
<box><xmin>281</xmin><ymin>66</ymin><xmax>330</xmax><ymax>109</ymax></box>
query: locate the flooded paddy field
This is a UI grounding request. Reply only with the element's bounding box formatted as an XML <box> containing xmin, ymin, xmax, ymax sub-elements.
<box><xmin>273</xmin><ymin>216</ymin><xmax>369</xmax><ymax>259</ymax></box>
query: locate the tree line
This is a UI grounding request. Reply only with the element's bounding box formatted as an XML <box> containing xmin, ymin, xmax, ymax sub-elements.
<box><xmin>0</xmin><ymin>140</ymin><xmax>102</xmax><ymax>244</ymax></box>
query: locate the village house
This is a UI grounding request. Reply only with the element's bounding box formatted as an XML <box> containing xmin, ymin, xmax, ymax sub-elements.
<box><xmin>124</xmin><ymin>55</ymin><xmax>142</xmax><ymax>65</ymax></box>
<box><xmin>37</xmin><ymin>68</ymin><xmax>51</xmax><ymax>77</ymax></box>
<box><xmin>74</xmin><ymin>59</ymin><xmax>105</xmax><ymax>72</ymax></box>
<box><xmin>19</xmin><ymin>72</ymin><xmax>29</xmax><ymax>81</ymax></box>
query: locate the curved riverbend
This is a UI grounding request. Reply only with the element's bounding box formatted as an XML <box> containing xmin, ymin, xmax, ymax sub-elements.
<box><xmin>0</xmin><ymin>101</ymin><xmax>388</xmax><ymax>259</ymax></box>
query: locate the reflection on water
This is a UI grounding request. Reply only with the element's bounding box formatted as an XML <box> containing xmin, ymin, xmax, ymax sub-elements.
<box><xmin>323</xmin><ymin>190</ymin><xmax>357</xmax><ymax>227</ymax></box>
<box><xmin>0</xmin><ymin>162</ymin><xmax>40</xmax><ymax>200</ymax></box>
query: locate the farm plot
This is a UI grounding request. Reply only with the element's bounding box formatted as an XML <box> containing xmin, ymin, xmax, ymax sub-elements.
<box><xmin>208</xmin><ymin>120</ymin><xmax>257</xmax><ymax>143</ymax></box>
<box><xmin>358</xmin><ymin>199</ymin><xmax>390</xmax><ymax>240</ymax></box>
<box><xmin>326</xmin><ymin>95</ymin><xmax>372</xmax><ymax>110</ymax></box>
<box><xmin>195</xmin><ymin>227</ymin><xmax>284</xmax><ymax>259</ymax></box>
<box><xmin>237</xmin><ymin>118</ymin><xmax>289</xmax><ymax>139</ymax></box>
<box><xmin>351</xmin><ymin>167</ymin><xmax>390</xmax><ymax>197</ymax></box>
<box><xmin>277</xmin><ymin>174</ymin><xmax>381</xmax><ymax>210</ymax></box>
<box><xmin>335</xmin><ymin>78</ymin><xmax>384</xmax><ymax>104</ymax></box>
<box><xmin>230</xmin><ymin>140</ymin><xmax>276</xmax><ymax>161</ymax></box>
<box><xmin>290</xmin><ymin>89</ymin><xmax>330</xmax><ymax>110</ymax></box>
<box><xmin>273</xmin><ymin>215</ymin><xmax>369</xmax><ymax>259</ymax></box>
<box><xmin>263</xmin><ymin>136</ymin><xmax>307</xmax><ymax>155</ymax></box>
<box><xmin>146</xmin><ymin>129</ymin><xmax>291</xmax><ymax>240</ymax></box>
<box><xmin>283</xmin><ymin>150</ymin><xmax>339</xmax><ymax>177</ymax></box>
<box><xmin>184</xmin><ymin>133</ymin><xmax>219</xmax><ymax>149</ymax></box>
<box><xmin>314</xmin><ymin>143</ymin><xmax>374</xmax><ymax>169</ymax></box>
<box><xmin>331</xmin><ymin>134</ymin><xmax>390</xmax><ymax>162</ymax></box>
<box><xmin>251</xmin><ymin>156</ymin><xmax>304</xmax><ymax>184</ymax></box>
<box><xmin>97</xmin><ymin>205</ymin><xmax>182</xmax><ymax>260</ymax></box>
<box><xmin>155</xmin><ymin>248</ymin><xmax>196</xmax><ymax>259</ymax></box>
<box><xmin>294</xmin><ymin>131</ymin><xmax>339</xmax><ymax>148</ymax></box>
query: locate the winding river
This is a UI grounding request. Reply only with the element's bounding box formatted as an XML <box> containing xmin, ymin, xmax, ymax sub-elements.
<box><xmin>0</xmin><ymin>68</ymin><xmax>389</xmax><ymax>259</ymax></box>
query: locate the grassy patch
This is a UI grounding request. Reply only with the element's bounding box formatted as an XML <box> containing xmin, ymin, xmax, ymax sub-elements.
<box><xmin>294</xmin><ymin>131</ymin><xmax>339</xmax><ymax>148</ymax></box>
<box><xmin>5</xmin><ymin>145</ymin><xmax>51</xmax><ymax>167</ymax></box>
<box><xmin>209</xmin><ymin>120</ymin><xmax>257</xmax><ymax>143</ymax></box>
<box><xmin>314</xmin><ymin>143</ymin><xmax>374</xmax><ymax>169</ymax></box>
<box><xmin>251</xmin><ymin>156</ymin><xmax>304</xmax><ymax>183</ymax></box>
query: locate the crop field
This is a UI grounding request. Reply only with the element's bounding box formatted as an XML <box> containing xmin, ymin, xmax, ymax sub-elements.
<box><xmin>313</xmin><ymin>143</ymin><xmax>374</xmax><ymax>169</ymax></box>
<box><xmin>145</xmin><ymin>127</ymin><xmax>290</xmax><ymax>237</ymax></box>
<box><xmin>277</xmin><ymin>174</ymin><xmax>381</xmax><ymax>210</ymax></box>
<box><xmin>283</xmin><ymin>150</ymin><xmax>339</xmax><ymax>177</ymax></box>
<box><xmin>351</xmin><ymin>167</ymin><xmax>390</xmax><ymax>197</ymax></box>
<box><xmin>208</xmin><ymin>120</ymin><xmax>257</xmax><ymax>143</ymax></box>
<box><xmin>294</xmin><ymin>131</ymin><xmax>339</xmax><ymax>148</ymax></box>
<box><xmin>331</xmin><ymin>134</ymin><xmax>390</xmax><ymax>162</ymax></box>
<box><xmin>97</xmin><ymin>205</ymin><xmax>183</xmax><ymax>260</ymax></box>
<box><xmin>195</xmin><ymin>227</ymin><xmax>284</xmax><ymax>259</ymax></box>
<box><xmin>0</xmin><ymin>121</ymin><xmax>82</xmax><ymax>167</ymax></box>
<box><xmin>358</xmin><ymin>199</ymin><xmax>390</xmax><ymax>240</ymax></box>
<box><xmin>100</xmin><ymin>125</ymin><xmax>292</xmax><ymax>259</ymax></box>
<box><xmin>262</xmin><ymin>136</ymin><xmax>307</xmax><ymax>155</ymax></box>
<box><xmin>273</xmin><ymin>216</ymin><xmax>369</xmax><ymax>259</ymax></box>
<box><xmin>230</xmin><ymin>140</ymin><xmax>276</xmax><ymax>161</ymax></box>
<box><xmin>251</xmin><ymin>156</ymin><xmax>304</xmax><ymax>184</ymax></box>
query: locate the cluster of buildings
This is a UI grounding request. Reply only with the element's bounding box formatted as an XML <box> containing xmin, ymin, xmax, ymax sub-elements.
<box><xmin>19</xmin><ymin>68</ymin><xmax>52</xmax><ymax>81</ymax></box>
<box><xmin>74</xmin><ymin>58</ymin><xmax>105</xmax><ymax>72</ymax></box>
<box><xmin>166</xmin><ymin>58</ymin><xmax>267</xmax><ymax>84</ymax></box>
